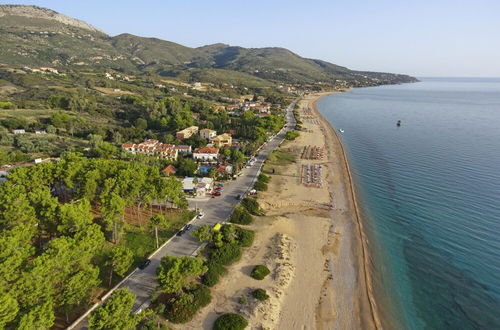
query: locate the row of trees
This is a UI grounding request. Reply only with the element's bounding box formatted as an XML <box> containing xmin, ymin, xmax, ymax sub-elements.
<box><xmin>0</xmin><ymin>153</ymin><xmax>186</xmax><ymax>328</ymax></box>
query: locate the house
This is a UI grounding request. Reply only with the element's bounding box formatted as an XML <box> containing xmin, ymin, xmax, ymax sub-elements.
<box><xmin>181</xmin><ymin>177</ymin><xmax>214</xmax><ymax>197</ymax></box>
<box><xmin>162</xmin><ymin>165</ymin><xmax>176</xmax><ymax>176</ymax></box>
<box><xmin>176</xmin><ymin>126</ymin><xmax>199</xmax><ymax>140</ymax></box>
<box><xmin>199</xmin><ymin>128</ymin><xmax>217</xmax><ymax>140</ymax></box>
<box><xmin>193</xmin><ymin>147</ymin><xmax>219</xmax><ymax>162</ymax></box>
<box><xmin>121</xmin><ymin>139</ymin><xmax>178</xmax><ymax>160</ymax></box>
<box><xmin>210</xmin><ymin>133</ymin><xmax>232</xmax><ymax>148</ymax></box>
<box><xmin>13</xmin><ymin>129</ymin><xmax>26</xmax><ymax>134</ymax></box>
<box><xmin>35</xmin><ymin>130</ymin><xmax>47</xmax><ymax>135</ymax></box>
<box><xmin>175</xmin><ymin>145</ymin><xmax>192</xmax><ymax>155</ymax></box>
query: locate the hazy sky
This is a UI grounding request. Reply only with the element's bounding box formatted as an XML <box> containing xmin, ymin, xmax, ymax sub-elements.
<box><xmin>3</xmin><ymin>0</ymin><xmax>500</xmax><ymax>77</ymax></box>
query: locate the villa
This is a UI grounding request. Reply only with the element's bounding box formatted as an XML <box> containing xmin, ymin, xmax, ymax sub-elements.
<box><xmin>176</xmin><ymin>126</ymin><xmax>199</xmax><ymax>140</ymax></box>
<box><xmin>193</xmin><ymin>147</ymin><xmax>219</xmax><ymax>162</ymax></box>
<box><xmin>210</xmin><ymin>133</ymin><xmax>232</xmax><ymax>148</ymax></box>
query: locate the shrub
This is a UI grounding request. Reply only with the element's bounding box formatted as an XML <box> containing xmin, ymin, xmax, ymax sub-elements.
<box><xmin>164</xmin><ymin>285</ymin><xmax>212</xmax><ymax>324</ymax></box>
<box><xmin>213</xmin><ymin>313</ymin><xmax>248</xmax><ymax>330</ymax></box>
<box><xmin>241</xmin><ymin>198</ymin><xmax>260</xmax><ymax>215</ymax></box>
<box><xmin>250</xmin><ymin>265</ymin><xmax>270</xmax><ymax>280</ymax></box>
<box><xmin>252</xmin><ymin>288</ymin><xmax>269</xmax><ymax>301</ymax></box>
<box><xmin>235</xmin><ymin>227</ymin><xmax>254</xmax><ymax>247</ymax></box>
<box><xmin>210</xmin><ymin>244</ymin><xmax>242</xmax><ymax>265</ymax></box>
<box><xmin>258</xmin><ymin>173</ymin><xmax>270</xmax><ymax>183</ymax></box>
<box><xmin>253</xmin><ymin>180</ymin><xmax>268</xmax><ymax>191</ymax></box>
<box><xmin>238</xmin><ymin>296</ymin><xmax>247</xmax><ymax>304</ymax></box>
<box><xmin>285</xmin><ymin>130</ymin><xmax>299</xmax><ymax>140</ymax></box>
<box><xmin>229</xmin><ymin>206</ymin><xmax>253</xmax><ymax>225</ymax></box>
<box><xmin>203</xmin><ymin>261</ymin><xmax>227</xmax><ymax>287</ymax></box>
<box><xmin>192</xmin><ymin>284</ymin><xmax>212</xmax><ymax>307</ymax></box>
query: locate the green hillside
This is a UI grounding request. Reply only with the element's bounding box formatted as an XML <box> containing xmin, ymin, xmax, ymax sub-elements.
<box><xmin>0</xmin><ymin>4</ymin><xmax>417</xmax><ymax>86</ymax></box>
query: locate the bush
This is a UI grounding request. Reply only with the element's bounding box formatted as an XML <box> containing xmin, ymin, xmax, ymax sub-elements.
<box><xmin>202</xmin><ymin>261</ymin><xmax>227</xmax><ymax>287</ymax></box>
<box><xmin>235</xmin><ymin>227</ymin><xmax>254</xmax><ymax>247</ymax></box>
<box><xmin>241</xmin><ymin>198</ymin><xmax>260</xmax><ymax>215</ymax></box>
<box><xmin>250</xmin><ymin>265</ymin><xmax>270</xmax><ymax>280</ymax></box>
<box><xmin>285</xmin><ymin>130</ymin><xmax>299</xmax><ymax>140</ymax></box>
<box><xmin>252</xmin><ymin>288</ymin><xmax>269</xmax><ymax>301</ymax></box>
<box><xmin>164</xmin><ymin>285</ymin><xmax>212</xmax><ymax>324</ymax></box>
<box><xmin>253</xmin><ymin>180</ymin><xmax>268</xmax><ymax>192</ymax></box>
<box><xmin>192</xmin><ymin>284</ymin><xmax>212</xmax><ymax>307</ymax></box>
<box><xmin>213</xmin><ymin>313</ymin><xmax>248</xmax><ymax>330</ymax></box>
<box><xmin>238</xmin><ymin>296</ymin><xmax>247</xmax><ymax>304</ymax></box>
<box><xmin>210</xmin><ymin>244</ymin><xmax>242</xmax><ymax>265</ymax></box>
<box><xmin>258</xmin><ymin>173</ymin><xmax>270</xmax><ymax>183</ymax></box>
<box><xmin>229</xmin><ymin>206</ymin><xmax>253</xmax><ymax>225</ymax></box>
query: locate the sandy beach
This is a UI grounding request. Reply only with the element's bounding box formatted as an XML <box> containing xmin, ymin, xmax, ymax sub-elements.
<box><xmin>179</xmin><ymin>92</ymin><xmax>380</xmax><ymax>330</ymax></box>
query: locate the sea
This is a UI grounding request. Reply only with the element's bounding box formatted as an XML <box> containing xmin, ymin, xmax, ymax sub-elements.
<box><xmin>317</xmin><ymin>78</ymin><xmax>500</xmax><ymax>330</ymax></box>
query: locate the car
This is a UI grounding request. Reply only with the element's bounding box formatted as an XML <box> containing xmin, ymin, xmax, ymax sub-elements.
<box><xmin>236</xmin><ymin>194</ymin><xmax>243</xmax><ymax>200</ymax></box>
<box><xmin>139</xmin><ymin>259</ymin><xmax>151</xmax><ymax>270</ymax></box>
<box><xmin>184</xmin><ymin>224</ymin><xmax>192</xmax><ymax>231</ymax></box>
<box><xmin>215</xmin><ymin>187</ymin><xmax>223</xmax><ymax>192</ymax></box>
<box><xmin>212</xmin><ymin>191</ymin><xmax>221</xmax><ymax>197</ymax></box>
<box><xmin>216</xmin><ymin>183</ymin><xmax>224</xmax><ymax>187</ymax></box>
<box><xmin>176</xmin><ymin>229</ymin><xmax>184</xmax><ymax>236</ymax></box>
<box><xmin>197</xmin><ymin>212</ymin><xmax>205</xmax><ymax>219</ymax></box>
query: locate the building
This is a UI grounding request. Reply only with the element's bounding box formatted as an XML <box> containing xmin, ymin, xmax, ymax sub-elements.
<box><xmin>175</xmin><ymin>145</ymin><xmax>192</xmax><ymax>155</ymax></box>
<box><xmin>176</xmin><ymin>126</ymin><xmax>199</xmax><ymax>140</ymax></box>
<box><xmin>121</xmin><ymin>139</ymin><xmax>178</xmax><ymax>161</ymax></box>
<box><xmin>181</xmin><ymin>177</ymin><xmax>214</xmax><ymax>197</ymax></box>
<box><xmin>162</xmin><ymin>165</ymin><xmax>176</xmax><ymax>176</ymax></box>
<box><xmin>211</xmin><ymin>133</ymin><xmax>232</xmax><ymax>148</ymax></box>
<box><xmin>199</xmin><ymin>128</ymin><xmax>217</xmax><ymax>140</ymax></box>
<box><xmin>35</xmin><ymin>130</ymin><xmax>47</xmax><ymax>135</ymax></box>
<box><xmin>13</xmin><ymin>129</ymin><xmax>26</xmax><ymax>134</ymax></box>
<box><xmin>193</xmin><ymin>147</ymin><xmax>219</xmax><ymax>162</ymax></box>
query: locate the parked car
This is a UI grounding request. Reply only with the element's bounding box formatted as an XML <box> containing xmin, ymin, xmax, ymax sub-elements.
<box><xmin>236</xmin><ymin>194</ymin><xmax>243</xmax><ymax>200</ymax></box>
<box><xmin>197</xmin><ymin>212</ymin><xmax>205</xmax><ymax>219</ymax></box>
<box><xmin>212</xmin><ymin>191</ymin><xmax>221</xmax><ymax>197</ymax></box>
<box><xmin>139</xmin><ymin>259</ymin><xmax>151</xmax><ymax>270</ymax></box>
<box><xmin>184</xmin><ymin>224</ymin><xmax>192</xmax><ymax>231</ymax></box>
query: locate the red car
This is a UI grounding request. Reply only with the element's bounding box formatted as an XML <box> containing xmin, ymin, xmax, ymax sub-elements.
<box><xmin>212</xmin><ymin>191</ymin><xmax>221</xmax><ymax>197</ymax></box>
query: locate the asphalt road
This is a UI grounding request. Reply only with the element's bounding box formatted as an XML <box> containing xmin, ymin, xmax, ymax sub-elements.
<box><xmin>70</xmin><ymin>102</ymin><xmax>296</xmax><ymax>329</ymax></box>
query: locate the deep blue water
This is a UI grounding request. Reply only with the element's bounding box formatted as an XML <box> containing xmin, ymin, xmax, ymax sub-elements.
<box><xmin>317</xmin><ymin>78</ymin><xmax>500</xmax><ymax>330</ymax></box>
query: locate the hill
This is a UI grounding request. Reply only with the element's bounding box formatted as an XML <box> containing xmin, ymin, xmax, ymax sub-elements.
<box><xmin>0</xmin><ymin>5</ymin><xmax>417</xmax><ymax>86</ymax></box>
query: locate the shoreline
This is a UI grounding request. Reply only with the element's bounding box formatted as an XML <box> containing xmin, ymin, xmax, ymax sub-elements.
<box><xmin>310</xmin><ymin>92</ymin><xmax>383</xmax><ymax>329</ymax></box>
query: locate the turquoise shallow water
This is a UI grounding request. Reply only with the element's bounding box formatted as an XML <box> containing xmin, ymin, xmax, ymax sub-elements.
<box><xmin>317</xmin><ymin>78</ymin><xmax>500</xmax><ymax>330</ymax></box>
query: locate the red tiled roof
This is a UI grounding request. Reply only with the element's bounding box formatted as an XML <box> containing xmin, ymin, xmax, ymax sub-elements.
<box><xmin>194</xmin><ymin>147</ymin><xmax>219</xmax><ymax>154</ymax></box>
<box><xmin>162</xmin><ymin>165</ymin><xmax>176</xmax><ymax>173</ymax></box>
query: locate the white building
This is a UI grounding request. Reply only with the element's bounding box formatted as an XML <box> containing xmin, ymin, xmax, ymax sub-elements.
<box><xmin>199</xmin><ymin>128</ymin><xmax>217</xmax><ymax>140</ymax></box>
<box><xmin>181</xmin><ymin>177</ymin><xmax>214</xmax><ymax>197</ymax></box>
<box><xmin>13</xmin><ymin>129</ymin><xmax>26</xmax><ymax>134</ymax></box>
<box><xmin>193</xmin><ymin>147</ymin><xmax>219</xmax><ymax>162</ymax></box>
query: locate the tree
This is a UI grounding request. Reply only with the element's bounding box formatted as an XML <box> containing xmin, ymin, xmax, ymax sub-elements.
<box><xmin>0</xmin><ymin>292</ymin><xmax>18</xmax><ymax>328</ymax></box>
<box><xmin>149</xmin><ymin>214</ymin><xmax>168</xmax><ymax>248</ymax></box>
<box><xmin>56</xmin><ymin>198</ymin><xmax>93</xmax><ymax>235</ymax></box>
<box><xmin>17</xmin><ymin>299</ymin><xmax>55</xmax><ymax>330</ymax></box>
<box><xmin>108</xmin><ymin>246</ymin><xmax>133</xmax><ymax>286</ymax></box>
<box><xmin>101</xmin><ymin>192</ymin><xmax>126</xmax><ymax>243</ymax></box>
<box><xmin>156</xmin><ymin>256</ymin><xmax>207</xmax><ymax>293</ymax></box>
<box><xmin>177</xmin><ymin>158</ymin><xmax>198</xmax><ymax>177</ymax></box>
<box><xmin>88</xmin><ymin>288</ymin><xmax>143</xmax><ymax>330</ymax></box>
<box><xmin>135</xmin><ymin>118</ymin><xmax>148</xmax><ymax>131</ymax></box>
<box><xmin>61</xmin><ymin>267</ymin><xmax>100</xmax><ymax>322</ymax></box>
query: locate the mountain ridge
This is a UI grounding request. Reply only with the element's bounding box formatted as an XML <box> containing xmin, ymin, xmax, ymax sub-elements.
<box><xmin>0</xmin><ymin>4</ymin><xmax>417</xmax><ymax>86</ymax></box>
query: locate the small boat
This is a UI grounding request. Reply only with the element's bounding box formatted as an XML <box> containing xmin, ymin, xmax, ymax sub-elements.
<box><xmin>396</xmin><ymin>120</ymin><xmax>401</xmax><ymax>127</ymax></box>
<box><xmin>339</xmin><ymin>129</ymin><xmax>345</xmax><ymax>133</ymax></box>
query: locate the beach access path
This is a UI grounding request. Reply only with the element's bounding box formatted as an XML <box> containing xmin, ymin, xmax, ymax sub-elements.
<box><xmin>68</xmin><ymin>102</ymin><xmax>297</xmax><ymax>330</ymax></box>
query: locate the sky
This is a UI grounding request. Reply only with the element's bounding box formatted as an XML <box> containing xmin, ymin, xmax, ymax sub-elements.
<box><xmin>2</xmin><ymin>0</ymin><xmax>500</xmax><ymax>77</ymax></box>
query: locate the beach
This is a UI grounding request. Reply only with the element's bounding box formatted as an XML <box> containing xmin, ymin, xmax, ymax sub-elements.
<box><xmin>179</xmin><ymin>92</ymin><xmax>380</xmax><ymax>329</ymax></box>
